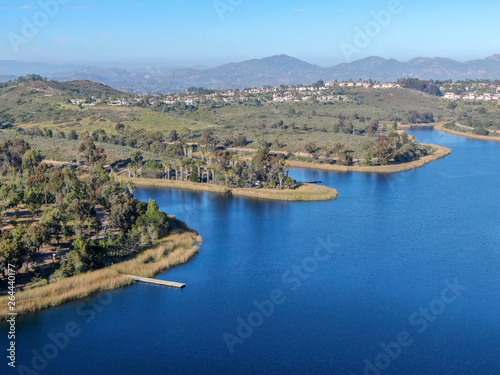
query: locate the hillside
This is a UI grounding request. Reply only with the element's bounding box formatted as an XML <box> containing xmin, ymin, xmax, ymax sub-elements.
<box><xmin>2</xmin><ymin>54</ymin><xmax>500</xmax><ymax>93</ymax></box>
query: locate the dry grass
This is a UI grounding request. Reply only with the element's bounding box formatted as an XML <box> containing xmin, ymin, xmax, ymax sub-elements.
<box><xmin>397</xmin><ymin>122</ymin><xmax>447</xmax><ymax>129</ymax></box>
<box><xmin>0</xmin><ymin>224</ymin><xmax>201</xmax><ymax>319</ymax></box>
<box><xmin>112</xmin><ymin>231</ymin><xmax>200</xmax><ymax>278</ymax></box>
<box><xmin>0</xmin><ymin>269</ymin><xmax>132</xmax><ymax>317</ymax></box>
<box><xmin>288</xmin><ymin>144</ymin><xmax>451</xmax><ymax>174</ymax></box>
<box><xmin>115</xmin><ymin>176</ymin><xmax>230</xmax><ymax>194</ymax></box>
<box><xmin>434</xmin><ymin>124</ymin><xmax>500</xmax><ymax>142</ymax></box>
<box><xmin>118</xmin><ymin>176</ymin><xmax>337</xmax><ymax>201</ymax></box>
<box><xmin>231</xmin><ymin>183</ymin><xmax>338</xmax><ymax>201</ymax></box>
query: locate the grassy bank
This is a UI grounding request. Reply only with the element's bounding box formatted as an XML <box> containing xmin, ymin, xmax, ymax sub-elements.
<box><xmin>0</xmin><ymin>219</ymin><xmax>201</xmax><ymax>319</ymax></box>
<box><xmin>434</xmin><ymin>124</ymin><xmax>500</xmax><ymax>142</ymax></box>
<box><xmin>115</xmin><ymin>176</ymin><xmax>230</xmax><ymax>194</ymax></box>
<box><xmin>288</xmin><ymin>144</ymin><xmax>451</xmax><ymax>173</ymax></box>
<box><xmin>397</xmin><ymin>122</ymin><xmax>443</xmax><ymax>129</ymax></box>
<box><xmin>117</xmin><ymin>176</ymin><xmax>338</xmax><ymax>201</ymax></box>
<box><xmin>231</xmin><ymin>183</ymin><xmax>338</xmax><ymax>201</ymax></box>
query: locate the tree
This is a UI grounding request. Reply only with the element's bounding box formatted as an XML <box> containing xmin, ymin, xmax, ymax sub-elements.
<box><xmin>22</xmin><ymin>149</ymin><xmax>43</xmax><ymax>175</ymax></box>
<box><xmin>110</xmin><ymin>195</ymin><xmax>138</xmax><ymax>232</ymax></box>
<box><xmin>0</xmin><ymin>138</ymin><xmax>31</xmax><ymax>171</ymax></box>
<box><xmin>67</xmin><ymin>129</ymin><xmax>78</xmax><ymax>140</ymax></box>
<box><xmin>337</xmin><ymin>151</ymin><xmax>353</xmax><ymax>166</ymax></box>
<box><xmin>133</xmin><ymin>199</ymin><xmax>168</xmax><ymax>245</ymax></box>
<box><xmin>202</xmin><ymin>129</ymin><xmax>217</xmax><ymax>151</ymax></box>
<box><xmin>40</xmin><ymin>207</ymin><xmax>65</xmax><ymax>245</ymax></box>
<box><xmin>373</xmin><ymin>135</ymin><xmax>395</xmax><ymax>165</ymax></box>
<box><xmin>24</xmin><ymin>224</ymin><xmax>45</xmax><ymax>253</ymax></box>
<box><xmin>141</xmin><ymin>160</ymin><xmax>164</xmax><ymax>179</ymax></box>
<box><xmin>305</xmin><ymin>142</ymin><xmax>319</xmax><ymax>155</ymax></box>
<box><xmin>70</xmin><ymin>237</ymin><xmax>107</xmax><ymax>272</ymax></box>
<box><xmin>26</xmin><ymin>163</ymin><xmax>51</xmax><ymax>205</ymax></box>
<box><xmin>169</xmin><ymin>129</ymin><xmax>179</xmax><ymax>142</ymax></box>
<box><xmin>129</xmin><ymin>150</ymin><xmax>143</xmax><ymax>166</ymax></box>
<box><xmin>189</xmin><ymin>167</ymin><xmax>199</xmax><ymax>183</ymax></box>
<box><xmin>0</xmin><ymin>230</ymin><xmax>26</xmax><ymax>275</ymax></box>
<box><xmin>79</xmin><ymin>138</ymin><xmax>107</xmax><ymax>170</ymax></box>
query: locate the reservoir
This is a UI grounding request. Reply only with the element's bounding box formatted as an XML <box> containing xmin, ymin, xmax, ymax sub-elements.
<box><xmin>2</xmin><ymin>129</ymin><xmax>499</xmax><ymax>374</ymax></box>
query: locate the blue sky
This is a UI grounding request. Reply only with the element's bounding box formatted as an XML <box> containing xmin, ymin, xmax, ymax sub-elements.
<box><xmin>0</xmin><ymin>0</ymin><xmax>499</xmax><ymax>68</ymax></box>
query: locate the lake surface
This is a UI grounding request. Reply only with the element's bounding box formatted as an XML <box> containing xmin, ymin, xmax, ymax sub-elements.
<box><xmin>2</xmin><ymin>129</ymin><xmax>499</xmax><ymax>375</ymax></box>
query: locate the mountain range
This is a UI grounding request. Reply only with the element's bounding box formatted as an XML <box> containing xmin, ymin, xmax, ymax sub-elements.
<box><xmin>1</xmin><ymin>54</ymin><xmax>499</xmax><ymax>94</ymax></box>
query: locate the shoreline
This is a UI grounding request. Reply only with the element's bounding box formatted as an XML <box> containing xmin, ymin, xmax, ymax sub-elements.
<box><xmin>0</xmin><ymin>218</ymin><xmax>201</xmax><ymax>320</ymax></box>
<box><xmin>231</xmin><ymin>183</ymin><xmax>338</xmax><ymax>201</ymax></box>
<box><xmin>288</xmin><ymin>144</ymin><xmax>451</xmax><ymax>173</ymax></box>
<box><xmin>434</xmin><ymin>124</ymin><xmax>500</xmax><ymax>142</ymax></box>
<box><xmin>116</xmin><ymin>176</ymin><xmax>338</xmax><ymax>201</ymax></box>
<box><xmin>115</xmin><ymin>176</ymin><xmax>231</xmax><ymax>194</ymax></box>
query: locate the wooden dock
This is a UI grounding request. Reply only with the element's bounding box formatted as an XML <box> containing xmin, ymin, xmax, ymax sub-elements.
<box><xmin>124</xmin><ymin>275</ymin><xmax>185</xmax><ymax>289</ymax></box>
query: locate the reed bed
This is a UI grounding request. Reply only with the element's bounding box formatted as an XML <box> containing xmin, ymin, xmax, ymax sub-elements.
<box><xmin>0</xmin><ymin>269</ymin><xmax>132</xmax><ymax>317</ymax></box>
<box><xmin>288</xmin><ymin>144</ymin><xmax>451</xmax><ymax>174</ymax></box>
<box><xmin>115</xmin><ymin>176</ymin><xmax>230</xmax><ymax>194</ymax></box>
<box><xmin>231</xmin><ymin>183</ymin><xmax>338</xmax><ymax>201</ymax></box>
<box><xmin>434</xmin><ymin>124</ymin><xmax>500</xmax><ymax>142</ymax></box>
<box><xmin>112</xmin><ymin>231</ymin><xmax>200</xmax><ymax>278</ymax></box>
<box><xmin>0</xmin><ymin>226</ymin><xmax>200</xmax><ymax>319</ymax></box>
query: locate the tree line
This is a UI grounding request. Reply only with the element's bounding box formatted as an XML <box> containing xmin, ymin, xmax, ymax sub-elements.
<box><xmin>0</xmin><ymin>138</ymin><xmax>169</xmax><ymax>281</ymax></box>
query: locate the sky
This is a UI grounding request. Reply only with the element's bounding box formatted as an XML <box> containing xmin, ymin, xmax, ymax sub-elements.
<box><xmin>0</xmin><ymin>0</ymin><xmax>499</xmax><ymax>69</ymax></box>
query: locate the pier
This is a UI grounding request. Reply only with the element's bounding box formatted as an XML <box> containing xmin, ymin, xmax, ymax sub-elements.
<box><xmin>124</xmin><ymin>275</ymin><xmax>185</xmax><ymax>289</ymax></box>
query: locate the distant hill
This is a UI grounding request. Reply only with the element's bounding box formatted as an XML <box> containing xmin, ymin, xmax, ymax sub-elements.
<box><xmin>1</xmin><ymin>54</ymin><xmax>500</xmax><ymax>93</ymax></box>
<box><xmin>0</xmin><ymin>79</ymin><xmax>123</xmax><ymax>98</ymax></box>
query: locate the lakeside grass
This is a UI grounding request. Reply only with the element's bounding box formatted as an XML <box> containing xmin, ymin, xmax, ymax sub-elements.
<box><xmin>434</xmin><ymin>124</ymin><xmax>500</xmax><ymax>142</ymax></box>
<box><xmin>231</xmin><ymin>183</ymin><xmax>338</xmax><ymax>201</ymax></box>
<box><xmin>117</xmin><ymin>176</ymin><xmax>337</xmax><ymax>201</ymax></box>
<box><xmin>0</xmin><ymin>220</ymin><xmax>200</xmax><ymax>319</ymax></box>
<box><xmin>115</xmin><ymin>176</ymin><xmax>231</xmax><ymax>194</ymax></box>
<box><xmin>396</xmin><ymin>122</ymin><xmax>447</xmax><ymax>129</ymax></box>
<box><xmin>288</xmin><ymin>144</ymin><xmax>452</xmax><ymax>173</ymax></box>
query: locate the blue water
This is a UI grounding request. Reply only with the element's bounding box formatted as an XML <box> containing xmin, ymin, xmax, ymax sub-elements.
<box><xmin>2</xmin><ymin>129</ymin><xmax>499</xmax><ymax>375</ymax></box>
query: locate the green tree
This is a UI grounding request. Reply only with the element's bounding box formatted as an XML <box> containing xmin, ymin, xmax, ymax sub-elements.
<box><xmin>67</xmin><ymin>129</ymin><xmax>78</xmax><ymax>140</ymax></box>
<box><xmin>70</xmin><ymin>237</ymin><xmax>107</xmax><ymax>272</ymax></box>
<box><xmin>0</xmin><ymin>230</ymin><xmax>26</xmax><ymax>275</ymax></box>
<box><xmin>169</xmin><ymin>129</ymin><xmax>179</xmax><ymax>142</ymax></box>
<box><xmin>129</xmin><ymin>150</ymin><xmax>143</xmax><ymax>166</ymax></box>
<box><xmin>189</xmin><ymin>167</ymin><xmax>199</xmax><ymax>183</ymax></box>
<box><xmin>40</xmin><ymin>207</ymin><xmax>64</xmax><ymax>245</ymax></box>
<box><xmin>79</xmin><ymin>138</ymin><xmax>107</xmax><ymax>170</ymax></box>
<box><xmin>110</xmin><ymin>195</ymin><xmax>138</xmax><ymax>232</ymax></box>
<box><xmin>26</xmin><ymin>163</ymin><xmax>51</xmax><ymax>205</ymax></box>
<box><xmin>22</xmin><ymin>149</ymin><xmax>43</xmax><ymax>175</ymax></box>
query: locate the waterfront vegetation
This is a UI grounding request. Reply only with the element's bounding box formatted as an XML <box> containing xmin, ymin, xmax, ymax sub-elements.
<box><xmin>0</xmin><ymin>229</ymin><xmax>200</xmax><ymax>317</ymax></box>
<box><xmin>0</xmin><ymin>76</ymin><xmax>481</xmax><ymax>315</ymax></box>
<box><xmin>0</xmin><ymin>137</ymin><xmax>201</xmax><ymax>315</ymax></box>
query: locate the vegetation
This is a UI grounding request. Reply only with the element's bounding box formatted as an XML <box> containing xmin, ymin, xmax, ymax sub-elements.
<box><xmin>0</xmin><ymin>227</ymin><xmax>200</xmax><ymax>318</ymax></box>
<box><xmin>0</xmin><ymin>137</ymin><xmax>190</xmax><ymax>299</ymax></box>
<box><xmin>397</xmin><ymin>78</ymin><xmax>444</xmax><ymax>96</ymax></box>
<box><xmin>0</xmin><ymin>77</ymin><xmax>458</xmax><ymax>163</ymax></box>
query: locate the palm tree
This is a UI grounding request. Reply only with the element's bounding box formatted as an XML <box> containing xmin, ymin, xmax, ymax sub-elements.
<box><xmin>178</xmin><ymin>161</ymin><xmax>185</xmax><ymax>181</ymax></box>
<box><xmin>163</xmin><ymin>162</ymin><xmax>172</xmax><ymax>180</ymax></box>
<box><xmin>187</xmin><ymin>145</ymin><xmax>194</xmax><ymax>159</ymax></box>
<box><xmin>278</xmin><ymin>172</ymin><xmax>284</xmax><ymax>189</ymax></box>
<box><xmin>230</xmin><ymin>155</ymin><xmax>239</xmax><ymax>168</ymax></box>
<box><xmin>196</xmin><ymin>161</ymin><xmax>204</xmax><ymax>182</ymax></box>
<box><xmin>175</xmin><ymin>162</ymin><xmax>181</xmax><ymax>181</ymax></box>
<box><xmin>207</xmin><ymin>152</ymin><xmax>215</xmax><ymax>166</ymax></box>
